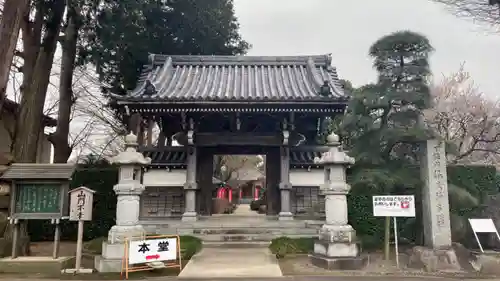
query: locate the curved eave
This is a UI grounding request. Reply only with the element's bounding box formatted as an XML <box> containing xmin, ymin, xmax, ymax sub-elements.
<box><xmin>146</xmin><ymin>164</ymin><xmax>187</xmax><ymax>170</ymax></box>
<box><xmin>113</xmin><ymin>95</ymin><xmax>350</xmax><ymax>104</ymax></box>
<box><xmin>291</xmin><ymin>165</ymin><xmax>323</xmax><ymax>169</ymax></box>
<box><xmin>121</xmin><ymin>54</ymin><xmax>348</xmax><ymax>103</ymax></box>
<box><xmin>146</xmin><ymin>164</ymin><xmax>324</xmax><ymax>169</ymax></box>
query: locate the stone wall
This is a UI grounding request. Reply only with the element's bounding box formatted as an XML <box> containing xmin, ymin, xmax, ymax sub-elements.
<box><xmin>292</xmin><ymin>186</ymin><xmax>325</xmax><ymax>218</ymax></box>
<box><xmin>140</xmin><ymin>186</ymin><xmax>184</xmax><ymax>218</ymax></box>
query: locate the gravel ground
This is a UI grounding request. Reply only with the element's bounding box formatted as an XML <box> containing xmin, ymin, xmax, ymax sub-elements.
<box><xmin>278</xmin><ymin>253</ymin><xmax>492</xmax><ymax>279</ymax></box>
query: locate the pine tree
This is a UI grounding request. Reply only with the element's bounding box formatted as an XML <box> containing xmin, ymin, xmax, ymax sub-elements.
<box><xmin>340</xmin><ymin>30</ymin><xmax>434</xmax><ymax>259</ymax></box>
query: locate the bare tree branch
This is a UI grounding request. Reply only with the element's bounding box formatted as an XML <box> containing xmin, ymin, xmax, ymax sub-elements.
<box><xmin>433</xmin><ymin>0</ymin><xmax>500</xmax><ymax>27</ymax></box>
<box><xmin>425</xmin><ymin>64</ymin><xmax>500</xmax><ymax>166</ymax></box>
<box><xmin>63</xmin><ymin>66</ymin><xmax>125</xmax><ymax>162</ymax></box>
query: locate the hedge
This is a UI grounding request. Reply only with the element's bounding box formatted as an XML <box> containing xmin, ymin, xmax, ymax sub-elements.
<box><xmin>346</xmin><ymin>165</ymin><xmax>499</xmax><ymax>247</ymax></box>
<box><xmin>27</xmin><ymin>163</ymin><xmax>498</xmax><ymax>246</ymax></box>
<box><xmin>447</xmin><ymin>165</ymin><xmax>499</xmax><ymax>198</ymax></box>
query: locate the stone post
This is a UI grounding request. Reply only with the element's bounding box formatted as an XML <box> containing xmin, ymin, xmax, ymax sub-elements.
<box><xmin>95</xmin><ymin>132</ymin><xmax>151</xmax><ymax>272</ymax></box>
<box><xmin>309</xmin><ymin>133</ymin><xmax>367</xmax><ymax>270</ymax></box>
<box><xmin>279</xmin><ymin>146</ymin><xmax>293</xmax><ymax>220</ymax></box>
<box><xmin>405</xmin><ymin>140</ymin><xmax>460</xmax><ymax>272</ymax></box>
<box><xmin>421</xmin><ymin>139</ymin><xmax>452</xmax><ymax>248</ymax></box>
<box><xmin>182</xmin><ymin>146</ymin><xmax>198</xmax><ymax>221</ymax></box>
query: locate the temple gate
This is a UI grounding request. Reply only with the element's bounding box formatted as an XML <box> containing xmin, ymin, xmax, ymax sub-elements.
<box><xmin>110</xmin><ymin>54</ymin><xmax>348</xmax><ymax>222</ymax></box>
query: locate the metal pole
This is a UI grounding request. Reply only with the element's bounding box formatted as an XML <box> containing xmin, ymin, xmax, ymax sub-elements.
<box><xmin>75</xmin><ymin>220</ymin><xmax>84</xmax><ymax>271</ymax></box>
<box><xmin>393</xmin><ymin>217</ymin><xmax>399</xmax><ymax>267</ymax></box>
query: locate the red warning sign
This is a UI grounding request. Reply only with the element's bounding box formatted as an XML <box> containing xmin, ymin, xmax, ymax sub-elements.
<box><xmin>401</xmin><ymin>201</ymin><xmax>410</xmax><ymax>209</ymax></box>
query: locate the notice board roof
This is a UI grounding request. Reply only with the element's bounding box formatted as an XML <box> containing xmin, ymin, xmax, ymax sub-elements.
<box><xmin>0</xmin><ymin>163</ymin><xmax>76</xmax><ymax>180</ymax></box>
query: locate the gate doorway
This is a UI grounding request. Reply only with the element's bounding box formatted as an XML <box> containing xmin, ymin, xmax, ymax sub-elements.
<box><xmin>212</xmin><ymin>154</ymin><xmax>265</xmax><ymax>214</ymax></box>
<box><xmin>195</xmin><ymin>146</ymin><xmax>280</xmax><ymax>217</ymax></box>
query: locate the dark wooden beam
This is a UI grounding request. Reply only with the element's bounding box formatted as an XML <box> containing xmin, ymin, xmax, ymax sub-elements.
<box><xmin>195</xmin><ymin>133</ymin><xmax>282</xmax><ymax>146</ymax></box>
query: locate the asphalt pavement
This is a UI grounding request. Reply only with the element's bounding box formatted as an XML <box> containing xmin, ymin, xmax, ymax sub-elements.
<box><xmin>170</xmin><ymin>276</ymin><xmax>497</xmax><ymax>281</ymax></box>
<box><xmin>4</xmin><ymin>276</ymin><xmax>500</xmax><ymax>281</ymax></box>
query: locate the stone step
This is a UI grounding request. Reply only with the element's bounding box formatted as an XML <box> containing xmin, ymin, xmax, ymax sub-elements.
<box><xmin>202</xmin><ymin>241</ymin><xmax>270</xmax><ymax>249</ymax></box>
<box><xmin>191</xmin><ymin>227</ymin><xmax>319</xmax><ymax>235</ymax></box>
<box><xmin>195</xmin><ymin>233</ymin><xmax>316</xmax><ymax>242</ymax></box>
<box><xmin>145</xmin><ymin>219</ymin><xmax>320</xmax><ymax>229</ymax></box>
<box><xmin>147</xmin><ymin>225</ymin><xmax>320</xmax><ymax>236</ymax></box>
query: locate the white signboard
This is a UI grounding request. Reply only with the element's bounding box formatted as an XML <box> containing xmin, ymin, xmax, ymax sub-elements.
<box><xmin>373</xmin><ymin>195</ymin><xmax>415</xmax><ymax>217</ymax></box>
<box><xmin>69</xmin><ymin>187</ymin><xmax>95</xmax><ymax>221</ymax></box>
<box><xmin>468</xmin><ymin>218</ymin><xmax>500</xmax><ymax>253</ymax></box>
<box><xmin>469</xmin><ymin>219</ymin><xmax>497</xmax><ymax>233</ymax></box>
<box><xmin>128</xmin><ymin>238</ymin><xmax>178</xmax><ymax>265</ymax></box>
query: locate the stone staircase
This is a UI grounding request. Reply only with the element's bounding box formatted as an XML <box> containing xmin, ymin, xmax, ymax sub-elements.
<box><xmin>143</xmin><ymin>205</ymin><xmax>321</xmax><ymax>248</ymax></box>
<box><xmin>194</xmin><ymin>226</ymin><xmax>318</xmax><ymax>248</ymax></box>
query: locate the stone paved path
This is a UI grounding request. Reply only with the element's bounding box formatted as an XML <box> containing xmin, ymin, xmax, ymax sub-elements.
<box><xmin>232</xmin><ymin>204</ymin><xmax>261</xmax><ymax>216</ymax></box>
<box><xmin>178</xmin><ymin>247</ymin><xmax>282</xmax><ymax>278</ymax></box>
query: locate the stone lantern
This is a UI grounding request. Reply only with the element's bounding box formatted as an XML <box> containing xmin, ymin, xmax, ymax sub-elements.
<box><xmin>96</xmin><ymin>132</ymin><xmax>151</xmax><ymax>272</ymax></box>
<box><xmin>309</xmin><ymin>132</ymin><xmax>367</xmax><ymax>270</ymax></box>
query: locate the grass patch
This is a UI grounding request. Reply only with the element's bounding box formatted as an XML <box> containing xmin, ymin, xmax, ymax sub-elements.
<box><xmin>269</xmin><ymin>236</ymin><xmax>314</xmax><ymax>258</ymax></box>
<box><xmin>83</xmin><ymin>237</ymin><xmax>106</xmax><ymax>254</ymax></box>
<box><xmin>179</xmin><ymin>235</ymin><xmax>202</xmax><ymax>260</ymax></box>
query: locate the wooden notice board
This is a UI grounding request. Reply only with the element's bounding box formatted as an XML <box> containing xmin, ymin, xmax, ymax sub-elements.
<box><xmin>14</xmin><ymin>183</ymin><xmax>61</xmax><ymax>214</ymax></box>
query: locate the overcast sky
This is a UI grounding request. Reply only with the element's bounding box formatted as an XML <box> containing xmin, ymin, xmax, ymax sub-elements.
<box><xmin>234</xmin><ymin>0</ymin><xmax>500</xmax><ymax>100</ymax></box>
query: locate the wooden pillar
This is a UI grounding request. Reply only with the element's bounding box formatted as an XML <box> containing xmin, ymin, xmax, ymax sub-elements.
<box><xmin>137</xmin><ymin>123</ymin><xmax>145</xmax><ymax>146</ymax></box>
<box><xmin>197</xmin><ymin>148</ymin><xmax>213</xmax><ymax>215</ymax></box>
<box><xmin>265</xmin><ymin>147</ymin><xmax>281</xmax><ymax>215</ymax></box>
<box><xmin>146</xmin><ymin>118</ymin><xmax>154</xmax><ymax>146</ymax></box>
<box><xmin>158</xmin><ymin>131</ymin><xmax>166</xmax><ymax>147</ymax></box>
<box><xmin>128</xmin><ymin>113</ymin><xmax>141</xmax><ymax>135</ymax></box>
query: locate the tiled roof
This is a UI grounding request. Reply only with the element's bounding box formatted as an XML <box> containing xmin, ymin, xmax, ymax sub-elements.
<box><xmin>142</xmin><ymin>146</ymin><xmax>329</xmax><ymax>169</ymax></box>
<box><xmin>141</xmin><ymin>147</ymin><xmax>187</xmax><ymax>168</ymax></box>
<box><xmin>118</xmin><ymin>55</ymin><xmax>347</xmax><ymax>102</ymax></box>
<box><xmin>0</xmin><ymin>163</ymin><xmax>76</xmax><ymax>180</ymax></box>
<box><xmin>290</xmin><ymin>146</ymin><xmax>329</xmax><ymax>168</ymax></box>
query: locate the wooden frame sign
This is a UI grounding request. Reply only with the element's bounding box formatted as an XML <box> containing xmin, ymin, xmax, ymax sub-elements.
<box><xmin>0</xmin><ymin>163</ymin><xmax>76</xmax><ymax>259</ymax></box>
<box><xmin>1</xmin><ymin>164</ymin><xmax>76</xmax><ymax>220</ymax></box>
<box><xmin>10</xmin><ymin>181</ymin><xmax>68</xmax><ymax>220</ymax></box>
<box><xmin>121</xmin><ymin>235</ymin><xmax>182</xmax><ymax>280</ymax></box>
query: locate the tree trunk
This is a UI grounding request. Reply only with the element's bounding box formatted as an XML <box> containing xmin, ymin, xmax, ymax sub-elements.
<box><xmin>13</xmin><ymin>0</ymin><xmax>66</xmax><ymax>162</ymax></box>
<box><xmin>0</xmin><ymin>0</ymin><xmax>30</xmax><ymax>115</ymax></box>
<box><xmin>50</xmin><ymin>2</ymin><xmax>79</xmax><ymax>163</ymax></box>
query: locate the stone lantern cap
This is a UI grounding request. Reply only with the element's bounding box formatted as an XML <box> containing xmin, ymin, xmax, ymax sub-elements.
<box><xmin>109</xmin><ymin>132</ymin><xmax>152</xmax><ymax>165</ymax></box>
<box><xmin>314</xmin><ymin>132</ymin><xmax>355</xmax><ymax>166</ymax></box>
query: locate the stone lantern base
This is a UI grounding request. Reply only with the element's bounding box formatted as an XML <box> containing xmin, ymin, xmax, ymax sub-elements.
<box><xmin>309</xmin><ymin>253</ymin><xmax>368</xmax><ymax>270</ymax></box>
<box><xmin>309</xmin><ymin>224</ymin><xmax>368</xmax><ymax>270</ymax></box>
<box><xmin>95</xmin><ymin>225</ymin><xmax>146</xmax><ymax>272</ymax></box>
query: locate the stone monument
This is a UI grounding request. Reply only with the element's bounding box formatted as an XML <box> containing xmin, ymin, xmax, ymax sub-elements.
<box><xmin>408</xmin><ymin>139</ymin><xmax>462</xmax><ymax>272</ymax></box>
<box><xmin>95</xmin><ymin>132</ymin><xmax>151</xmax><ymax>272</ymax></box>
<box><xmin>309</xmin><ymin>133</ymin><xmax>367</xmax><ymax>270</ymax></box>
<box><xmin>420</xmin><ymin>139</ymin><xmax>452</xmax><ymax>248</ymax></box>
